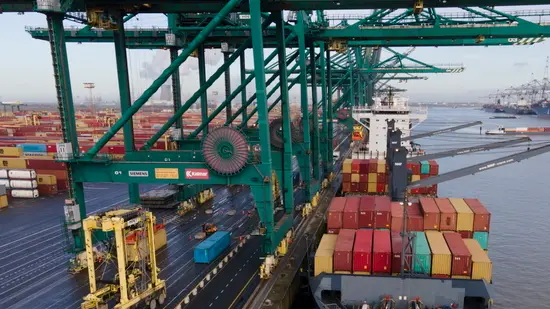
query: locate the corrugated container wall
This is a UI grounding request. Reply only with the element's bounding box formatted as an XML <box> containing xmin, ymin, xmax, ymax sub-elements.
<box><xmin>412</xmin><ymin>232</ymin><xmax>432</xmax><ymax>275</ymax></box>
<box><xmin>464</xmin><ymin>239</ymin><xmax>492</xmax><ymax>282</ymax></box>
<box><xmin>353</xmin><ymin>229</ymin><xmax>373</xmax><ymax>274</ymax></box>
<box><xmin>315</xmin><ymin>234</ymin><xmax>338</xmax><ymax>276</ymax></box>
<box><xmin>374</xmin><ymin>196</ymin><xmax>391</xmax><ymax>229</ymax></box>
<box><xmin>359</xmin><ymin>196</ymin><xmax>375</xmax><ymax>228</ymax></box>
<box><xmin>473</xmin><ymin>232</ymin><xmax>489</xmax><ymax>250</ymax></box>
<box><xmin>425</xmin><ymin>231</ymin><xmax>452</xmax><ymax>277</ymax></box>
<box><xmin>419</xmin><ymin>198</ymin><xmax>441</xmax><ymax>230</ymax></box>
<box><xmin>327</xmin><ymin>197</ymin><xmax>346</xmax><ymax>229</ymax></box>
<box><xmin>343</xmin><ymin>197</ymin><xmax>360</xmax><ymax>229</ymax></box>
<box><xmin>443</xmin><ymin>232</ymin><xmax>472</xmax><ymax>278</ymax></box>
<box><xmin>333</xmin><ymin>229</ymin><xmax>355</xmax><ymax>273</ymax></box>
<box><xmin>391</xmin><ymin>232</ymin><xmax>411</xmax><ymax>275</ymax></box>
<box><xmin>372</xmin><ymin>229</ymin><xmax>391</xmax><ymax>274</ymax></box>
<box><xmin>449</xmin><ymin>198</ymin><xmax>474</xmax><ymax>231</ymax></box>
<box><xmin>435</xmin><ymin>198</ymin><xmax>457</xmax><ymax>231</ymax></box>
<box><xmin>463</xmin><ymin>198</ymin><xmax>491</xmax><ymax>232</ymax></box>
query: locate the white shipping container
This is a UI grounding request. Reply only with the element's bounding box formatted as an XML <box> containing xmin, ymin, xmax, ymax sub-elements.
<box><xmin>0</xmin><ymin>169</ymin><xmax>8</xmax><ymax>179</ymax></box>
<box><xmin>10</xmin><ymin>179</ymin><xmax>38</xmax><ymax>189</ymax></box>
<box><xmin>0</xmin><ymin>179</ymin><xmax>10</xmax><ymax>189</ymax></box>
<box><xmin>8</xmin><ymin>169</ymin><xmax>37</xmax><ymax>180</ymax></box>
<box><xmin>11</xmin><ymin>189</ymin><xmax>39</xmax><ymax>198</ymax></box>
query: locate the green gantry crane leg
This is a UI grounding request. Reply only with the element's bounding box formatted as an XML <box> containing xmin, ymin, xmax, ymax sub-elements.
<box><xmin>45</xmin><ymin>12</ymin><xmax>86</xmax><ymax>252</ymax></box>
<box><xmin>113</xmin><ymin>12</ymin><xmax>140</xmax><ymax>204</ymax></box>
<box><xmin>272</xmin><ymin>11</ymin><xmax>295</xmax><ymax>216</ymax></box>
<box><xmin>296</xmin><ymin>11</ymin><xmax>315</xmax><ymax>202</ymax></box>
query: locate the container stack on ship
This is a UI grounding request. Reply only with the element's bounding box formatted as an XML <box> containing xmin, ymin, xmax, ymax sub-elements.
<box><xmin>310</xmin><ymin>92</ymin><xmax>496</xmax><ymax>309</ymax></box>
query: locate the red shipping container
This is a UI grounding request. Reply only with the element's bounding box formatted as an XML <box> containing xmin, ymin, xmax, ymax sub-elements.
<box><xmin>37</xmin><ymin>184</ymin><xmax>58</xmax><ymax>196</ymax></box>
<box><xmin>372</xmin><ymin>229</ymin><xmax>391</xmax><ymax>274</ymax></box>
<box><xmin>343</xmin><ymin>174</ymin><xmax>351</xmax><ymax>182</ymax></box>
<box><xmin>327</xmin><ymin>229</ymin><xmax>340</xmax><ymax>234</ymax></box>
<box><xmin>333</xmin><ymin>229</ymin><xmax>355</xmax><ymax>272</ymax></box>
<box><xmin>353</xmin><ymin>229</ymin><xmax>373</xmax><ymax>274</ymax></box>
<box><xmin>342</xmin><ymin>183</ymin><xmax>351</xmax><ymax>192</ymax></box>
<box><xmin>391</xmin><ymin>232</ymin><xmax>412</xmax><ymax>274</ymax></box>
<box><xmin>374</xmin><ymin>196</ymin><xmax>391</xmax><ymax>229</ymax></box>
<box><xmin>26</xmin><ymin>159</ymin><xmax>66</xmax><ymax>170</ymax></box>
<box><xmin>368</xmin><ymin>159</ymin><xmax>378</xmax><ymax>173</ymax></box>
<box><xmin>343</xmin><ymin>197</ymin><xmax>360</xmax><ymax>229</ymax></box>
<box><xmin>463</xmin><ymin>198</ymin><xmax>491</xmax><ymax>232</ymax></box>
<box><xmin>328</xmin><ymin>197</ymin><xmax>346</xmax><ymax>229</ymax></box>
<box><xmin>359</xmin><ymin>196</ymin><xmax>375</xmax><ymax>228</ymax></box>
<box><xmin>390</xmin><ymin>202</ymin><xmax>403</xmax><ymax>233</ymax></box>
<box><xmin>376</xmin><ymin>173</ymin><xmax>386</xmax><ymax>183</ymax></box>
<box><xmin>428</xmin><ymin>160</ymin><xmax>439</xmax><ymax>175</ymax></box>
<box><xmin>391</xmin><ymin>202</ymin><xmax>424</xmax><ymax>232</ymax></box>
<box><xmin>419</xmin><ymin>198</ymin><xmax>441</xmax><ymax>230</ymax></box>
<box><xmin>411</xmin><ymin>162</ymin><xmax>421</xmax><ymax>174</ymax></box>
<box><xmin>376</xmin><ymin>183</ymin><xmax>386</xmax><ymax>193</ymax></box>
<box><xmin>443</xmin><ymin>232</ymin><xmax>472</xmax><ymax>277</ymax></box>
<box><xmin>420</xmin><ymin>174</ymin><xmax>429</xmax><ymax>179</ymax></box>
<box><xmin>359</xmin><ymin>174</ymin><xmax>368</xmax><ymax>183</ymax></box>
<box><xmin>359</xmin><ymin>160</ymin><xmax>369</xmax><ymax>174</ymax></box>
<box><xmin>46</xmin><ymin>144</ymin><xmax>57</xmax><ymax>152</ymax></box>
<box><xmin>458</xmin><ymin>231</ymin><xmax>473</xmax><ymax>238</ymax></box>
<box><xmin>351</xmin><ymin>183</ymin><xmax>360</xmax><ymax>192</ymax></box>
<box><xmin>107</xmin><ymin>145</ymin><xmax>125</xmax><ymax>154</ymax></box>
<box><xmin>435</xmin><ymin>198</ymin><xmax>457</xmax><ymax>231</ymax></box>
<box><xmin>351</xmin><ymin>160</ymin><xmax>360</xmax><ymax>173</ymax></box>
<box><xmin>57</xmin><ymin>179</ymin><xmax>69</xmax><ymax>190</ymax></box>
<box><xmin>359</xmin><ymin>183</ymin><xmax>368</xmax><ymax>192</ymax></box>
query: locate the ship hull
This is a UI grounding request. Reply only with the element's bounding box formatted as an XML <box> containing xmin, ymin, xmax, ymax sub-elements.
<box><xmin>503</xmin><ymin>106</ymin><xmax>535</xmax><ymax>115</ymax></box>
<box><xmin>532</xmin><ymin>106</ymin><xmax>550</xmax><ymax>117</ymax></box>
<box><xmin>310</xmin><ymin>273</ymin><xmax>493</xmax><ymax>309</ymax></box>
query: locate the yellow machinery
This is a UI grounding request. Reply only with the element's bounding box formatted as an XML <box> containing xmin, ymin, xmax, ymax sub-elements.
<box><xmin>202</xmin><ymin>223</ymin><xmax>218</xmax><ymax>235</ymax></box>
<box><xmin>81</xmin><ymin>208</ymin><xmax>166</xmax><ymax>309</ymax></box>
<box><xmin>352</xmin><ymin>124</ymin><xmax>365</xmax><ymax>141</ymax></box>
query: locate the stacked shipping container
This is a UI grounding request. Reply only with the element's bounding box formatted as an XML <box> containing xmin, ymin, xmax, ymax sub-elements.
<box><xmin>0</xmin><ymin>169</ymin><xmax>40</xmax><ymax>198</ymax></box>
<box><xmin>318</xmin><ymin>196</ymin><xmax>492</xmax><ymax>281</ymax></box>
<box><xmin>342</xmin><ymin>159</ymin><xmax>439</xmax><ymax>195</ymax></box>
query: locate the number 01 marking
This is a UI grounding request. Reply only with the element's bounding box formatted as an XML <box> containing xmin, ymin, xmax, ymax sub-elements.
<box><xmin>114</xmin><ymin>171</ymin><xmax>122</xmax><ymax>175</ymax></box>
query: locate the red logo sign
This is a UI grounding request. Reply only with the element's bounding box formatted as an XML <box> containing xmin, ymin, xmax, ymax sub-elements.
<box><xmin>185</xmin><ymin>168</ymin><xmax>209</xmax><ymax>180</ymax></box>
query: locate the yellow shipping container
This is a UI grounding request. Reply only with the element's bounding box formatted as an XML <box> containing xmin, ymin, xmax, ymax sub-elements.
<box><xmin>377</xmin><ymin>160</ymin><xmax>386</xmax><ymax>173</ymax></box>
<box><xmin>425</xmin><ymin>231</ymin><xmax>452</xmax><ymax>276</ymax></box>
<box><xmin>368</xmin><ymin>183</ymin><xmax>377</xmax><ymax>192</ymax></box>
<box><xmin>351</xmin><ymin>174</ymin><xmax>360</xmax><ymax>183</ymax></box>
<box><xmin>0</xmin><ymin>158</ymin><xmax>27</xmax><ymax>169</ymax></box>
<box><xmin>37</xmin><ymin>175</ymin><xmax>57</xmax><ymax>185</ymax></box>
<box><xmin>315</xmin><ymin>234</ymin><xmax>338</xmax><ymax>276</ymax></box>
<box><xmin>464</xmin><ymin>239</ymin><xmax>492</xmax><ymax>282</ymax></box>
<box><xmin>411</xmin><ymin>175</ymin><xmax>421</xmax><ymax>181</ymax></box>
<box><xmin>0</xmin><ymin>195</ymin><xmax>8</xmax><ymax>208</ymax></box>
<box><xmin>368</xmin><ymin>173</ymin><xmax>377</xmax><ymax>183</ymax></box>
<box><xmin>449</xmin><ymin>198</ymin><xmax>474</xmax><ymax>231</ymax></box>
<box><xmin>0</xmin><ymin>147</ymin><xmax>23</xmax><ymax>157</ymax></box>
<box><xmin>343</xmin><ymin>159</ymin><xmax>352</xmax><ymax>173</ymax></box>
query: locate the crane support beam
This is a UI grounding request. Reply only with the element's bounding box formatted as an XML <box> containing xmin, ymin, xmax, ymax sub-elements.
<box><xmin>409</xmin><ymin>137</ymin><xmax>532</xmax><ymax>162</ymax></box>
<box><xmin>6</xmin><ymin>1</ymin><xmax>550</xmax><ymax>13</ymax></box>
<box><xmin>408</xmin><ymin>144</ymin><xmax>550</xmax><ymax>189</ymax></box>
<box><xmin>402</xmin><ymin>121</ymin><xmax>482</xmax><ymax>141</ymax></box>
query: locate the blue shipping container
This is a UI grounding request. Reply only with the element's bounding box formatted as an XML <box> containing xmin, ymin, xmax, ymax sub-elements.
<box><xmin>473</xmin><ymin>231</ymin><xmax>489</xmax><ymax>250</ymax></box>
<box><xmin>194</xmin><ymin>231</ymin><xmax>231</xmax><ymax>264</ymax></box>
<box><xmin>420</xmin><ymin>161</ymin><xmax>430</xmax><ymax>174</ymax></box>
<box><xmin>17</xmin><ymin>143</ymin><xmax>47</xmax><ymax>153</ymax></box>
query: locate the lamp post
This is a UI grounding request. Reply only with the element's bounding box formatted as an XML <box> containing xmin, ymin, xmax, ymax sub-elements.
<box><xmin>83</xmin><ymin>82</ymin><xmax>96</xmax><ymax>116</ymax></box>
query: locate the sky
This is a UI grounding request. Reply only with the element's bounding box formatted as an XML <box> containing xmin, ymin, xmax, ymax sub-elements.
<box><xmin>0</xmin><ymin>5</ymin><xmax>549</xmax><ymax>104</ymax></box>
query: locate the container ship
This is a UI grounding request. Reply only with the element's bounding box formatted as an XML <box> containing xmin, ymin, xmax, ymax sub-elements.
<box><xmin>309</xmin><ymin>95</ymin><xmax>500</xmax><ymax>309</ymax></box>
<box><xmin>501</xmin><ymin>99</ymin><xmax>536</xmax><ymax>115</ymax></box>
<box><xmin>530</xmin><ymin>99</ymin><xmax>550</xmax><ymax>117</ymax></box>
<box><xmin>482</xmin><ymin>103</ymin><xmax>505</xmax><ymax>113</ymax></box>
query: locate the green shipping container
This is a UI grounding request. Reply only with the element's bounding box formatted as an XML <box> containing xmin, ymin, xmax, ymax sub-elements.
<box><xmin>473</xmin><ymin>232</ymin><xmax>489</xmax><ymax>250</ymax></box>
<box><xmin>420</xmin><ymin>161</ymin><xmax>431</xmax><ymax>175</ymax></box>
<box><xmin>412</xmin><ymin>232</ymin><xmax>432</xmax><ymax>274</ymax></box>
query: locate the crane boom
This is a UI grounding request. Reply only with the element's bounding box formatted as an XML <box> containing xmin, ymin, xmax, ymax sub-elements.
<box><xmin>407</xmin><ymin>144</ymin><xmax>550</xmax><ymax>189</ymax></box>
<box><xmin>402</xmin><ymin>121</ymin><xmax>482</xmax><ymax>141</ymax></box>
<box><xmin>408</xmin><ymin>137</ymin><xmax>532</xmax><ymax>162</ymax></box>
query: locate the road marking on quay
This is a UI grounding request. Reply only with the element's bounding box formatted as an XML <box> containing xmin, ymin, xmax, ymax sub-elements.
<box><xmin>228</xmin><ymin>269</ymin><xmax>259</xmax><ymax>309</ymax></box>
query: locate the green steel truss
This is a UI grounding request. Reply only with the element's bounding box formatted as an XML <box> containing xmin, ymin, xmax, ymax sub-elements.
<box><xmin>7</xmin><ymin>1</ymin><xmax>550</xmax><ymax>254</ymax></box>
